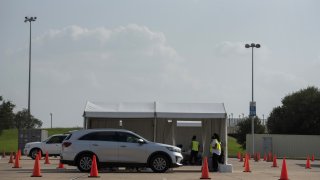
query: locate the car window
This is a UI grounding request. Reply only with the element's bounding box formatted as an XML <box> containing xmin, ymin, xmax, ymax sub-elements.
<box><xmin>79</xmin><ymin>131</ymin><xmax>117</xmax><ymax>142</ymax></box>
<box><xmin>58</xmin><ymin>135</ymin><xmax>67</xmax><ymax>143</ymax></box>
<box><xmin>47</xmin><ymin>136</ymin><xmax>62</xmax><ymax>144</ymax></box>
<box><xmin>117</xmin><ymin>132</ymin><xmax>141</xmax><ymax>143</ymax></box>
<box><xmin>64</xmin><ymin>134</ymin><xmax>72</xmax><ymax>140</ymax></box>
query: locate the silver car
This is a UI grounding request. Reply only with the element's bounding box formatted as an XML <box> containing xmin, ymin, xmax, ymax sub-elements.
<box><xmin>60</xmin><ymin>129</ymin><xmax>183</xmax><ymax>173</ymax></box>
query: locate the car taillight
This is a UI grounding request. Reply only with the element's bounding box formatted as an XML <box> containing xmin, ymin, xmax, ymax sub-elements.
<box><xmin>62</xmin><ymin>142</ymin><xmax>72</xmax><ymax>148</ymax></box>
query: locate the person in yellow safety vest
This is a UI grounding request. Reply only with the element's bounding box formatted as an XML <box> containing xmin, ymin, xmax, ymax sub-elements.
<box><xmin>189</xmin><ymin>135</ymin><xmax>200</xmax><ymax>165</ymax></box>
<box><xmin>210</xmin><ymin>133</ymin><xmax>221</xmax><ymax>172</ymax></box>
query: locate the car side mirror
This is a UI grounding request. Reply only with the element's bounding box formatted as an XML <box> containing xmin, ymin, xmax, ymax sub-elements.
<box><xmin>138</xmin><ymin>139</ymin><xmax>145</xmax><ymax>144</ymax></box>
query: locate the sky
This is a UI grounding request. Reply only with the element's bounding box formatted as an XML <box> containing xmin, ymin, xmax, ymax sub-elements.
<box><xmin>0</xmin><ymin>0</ymin><xmax>319</xmax><ymax>128</ymax></box>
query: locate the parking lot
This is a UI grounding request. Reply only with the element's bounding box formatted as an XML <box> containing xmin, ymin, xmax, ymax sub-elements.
<box><xmin>1</xmin><ymin>156</ymin><xmax>319</xmax><ymax>180</ymax></box>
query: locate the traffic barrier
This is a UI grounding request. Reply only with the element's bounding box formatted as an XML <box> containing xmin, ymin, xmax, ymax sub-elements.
<box><xmin>200</xmin><ymin>157</ymin><xmax>211</xmax><ymax>179</ymax></box>
<box><xmin>279</xmin><ymin>157</ymin><xmax>289</xmax><ymax>180</ymax></box>
<box><xmin>306</xmin><ymin>155</ymin><xmax>311</xmax><ymax>169</ymax></box>
<box><xmin>31</xmin><ymin>155</ymin><xmax>42</xmax><ymax>177</ymax></box>
<box><xmin>88</xmin><ymin>155</ymin><xmax>100</xmax><ymax>178</ymax></box>
<box><xmin>44</xmin><ymin>151</ymin><xmax>50</xmax><ymax>164</ymax></box>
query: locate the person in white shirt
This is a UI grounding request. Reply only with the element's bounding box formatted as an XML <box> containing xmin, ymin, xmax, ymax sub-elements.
<box><xmin>210</xmin><ymin>133</ymin><xmax>221</xmax><ymax>172</ymax></box>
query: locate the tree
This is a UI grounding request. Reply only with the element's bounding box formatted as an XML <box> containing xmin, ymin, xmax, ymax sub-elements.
<box><xmin>14</xmin><ymin>109</ymin><xmax>42</xmax><ymax>129</ymax></box>
<box><xmin>0</xmin><ymin>96</ymin><xmax>16</xmax><ymax>134</ymax></box>
<box><xmin>267</xmin><ymin>86</ymin><xmax>320</xmax><ymax>135</ymax></box>
<box><xmin>235</xmin><ymin>117</ymin><xmax>265</xmax><ymax>149</ymax></box>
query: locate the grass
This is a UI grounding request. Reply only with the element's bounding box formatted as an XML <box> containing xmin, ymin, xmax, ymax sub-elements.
<box><xmin>42</xmin><ymin>127</ymin><xmax>81</xmax><ymax>136</ymax></box>
<box><xmin>227</xmin><ymin>136</ymin><xmax>245</xmax><ymax>157</ymax></box>
<box><xmin>0</xmin><ymin>129</ymin><xmax>18</xmax><ymax>153</ymax></box>
<box><xmin>0</xmin><ymin>128</ymin><xmax>245</xmax><ymax>156</ymax></box>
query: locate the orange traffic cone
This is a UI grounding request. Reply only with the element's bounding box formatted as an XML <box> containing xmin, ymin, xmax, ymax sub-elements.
<box><xmin>257</xmin><ymin>152</ymin><xmax>261</xmax><ymax>161</ymax></box>
<box><xmin>18</xmin><ymin>149</ymin><xmax>21</xmax><ymax>160</ymax></box>
<box><xmin>8</xmin><ymin>152</ymin><xmax>14</xmax><ymax>163</ymax></box>
<box><xmin>31</xmin><ymin>155</ymin><xmax>42</xmax><ymax>177</ymax></box>
<box><xmin>272</xmin><ymin>155</ymin><xmax>278</xmax><ymax>167</ymax></box>
<box><xmin>200</xmin><ymin>157</ymin><xmax>211</xmax><ymax>179</ymax></box>
<box><xmin>89</xmin><ymin>155</ymin><xmax>100</xmax><ymax>178</ymax></box>
<box><xmin>279</xmin><ymin>157</ymin><xmax>289</xmax><ymax>180</ymax></box>
<box><xmin>2</xmin><ymin>149</ymin><xmax>5</xmax><ymax>158</ymax></box>
<box><xmin>306</xmin><ymin>156</ymin><xmax>311</xmax><ymax>169</ymax></box>
<box><xmin>268</xmin><ymin>152</ymin><xmax>273</xmax><ymax>162</ymax></box>
<box><xmin>263</xmin><ymin>153</ymin><xmax>267</xmax><ymax>161</ymax></box>
<box><xmin>243</xmin><ymin>154</ymin><xmax>251</xmax><ymax>172</ymax></box>
<box><xmin>237</xmin><ymin>152</ymin><xmax>241</xmax><ymax>159</ymax></box>
<box><xmin>243</xmin><ymin>154</ymin><xmax>247</xmax><ymax>167</ymax></box>
<box><xmin>12</xmin><ymin>151</ymin><xmax>21</xmax><ymax>168</ymax></box>
<box><xmin>56</xmin><ymin>161</ymin><xmax>66</xmax><ymax>169</ymax></box>
<box><xmin>311</xmin><ymin>154</ymin><xmax>315</xmax><ymax>162</ymax></box>
<box><xmin>38</xmin><ymin>151</ymin><xmax>42</xmax><ymax>160</ymax></box>
<box><xmin>239</xmin><ymin>154</ymin><xmax>243</xmax><ymax>162</ymax></box>
<box><xmin>44</xmin><ymin>151</ymin><xmax>50</xmax><ymax>164</ymax></box>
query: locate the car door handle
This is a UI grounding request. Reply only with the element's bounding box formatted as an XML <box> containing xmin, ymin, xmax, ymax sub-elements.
<box><xmin>92</xmin><ymin>144</ymin><xmax>99</xmax><ymax>146</ymax></box>
<box><xmin>120</xmin><ymin>145</ymin><xmax>127</xmax><ymax>148</ymax></box>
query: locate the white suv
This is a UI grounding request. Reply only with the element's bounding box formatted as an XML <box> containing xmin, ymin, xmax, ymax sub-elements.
<box><xmin>24</xmin><ymin>134</ymin><xmax>68</xmax><ymax>159</ymax></box>
<box><xmin>60</xmin><ymin>129</ymin><xmax>183</xmax><ymax>173</ymax></box>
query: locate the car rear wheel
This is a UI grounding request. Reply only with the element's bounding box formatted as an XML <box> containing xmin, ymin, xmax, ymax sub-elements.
<box><xmin>150</xmin><ymin>154</ymin><xmax>169</xmax><ymax>173</ymax></box>
<box><xmin>77</xmin><ymin>154</ymin><xmax>95</xmax><ymax>172</ymax></box>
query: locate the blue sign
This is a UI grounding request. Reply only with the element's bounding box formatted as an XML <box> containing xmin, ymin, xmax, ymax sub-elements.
<box><xmin>249</xmin><ymin>101</ymin><xmax>256</xmax><ymax>117</ymax></box>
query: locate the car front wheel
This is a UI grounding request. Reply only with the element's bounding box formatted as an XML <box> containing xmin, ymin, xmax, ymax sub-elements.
<box><xmin>150</xmin><ymin>154</ymin><xmax>169</xmax><ymax>173</ymax></box>
<box><xmin>30</xmin><ymin>149</ymin><xmax>41</xmax><ymax>160</ymax></box>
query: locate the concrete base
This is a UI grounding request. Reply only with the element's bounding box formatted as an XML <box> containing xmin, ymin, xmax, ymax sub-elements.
<box><xmin>207</xmin><ymin>157</ymin><xmax>233</xmax><ymax>172</ymax></box>
<box><xmin>219</xmin><ymin>164</ymin><xmax>233</xmax><ymax>172</ymax></box>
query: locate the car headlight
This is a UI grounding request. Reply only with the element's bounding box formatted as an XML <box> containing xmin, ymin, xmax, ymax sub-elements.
<box><xmin>166</xmin><ymin>147</ymin><xmax>181</xmax><ymax>153</ymax></box>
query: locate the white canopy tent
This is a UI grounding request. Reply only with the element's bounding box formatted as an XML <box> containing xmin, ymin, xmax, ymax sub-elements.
<box><xmin>83</xmin><ymin>101</ymin><xmax>232</xmax><ymax>172</ymax></box>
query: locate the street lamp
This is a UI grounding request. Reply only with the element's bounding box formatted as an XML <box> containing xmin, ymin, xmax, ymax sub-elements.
<box><xmin>24</xmin><ymin>16</ymin><xmax>37</xmax><ymax>122</ymax></box>
<box><xmin>245</xmin><ymin>43</ymin><xmax>260</xmax><ymax>155</ymax></box>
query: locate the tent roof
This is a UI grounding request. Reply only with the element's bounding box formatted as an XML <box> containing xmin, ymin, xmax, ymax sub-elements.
<box><xmin>156</xmin><ymin>102</ymin><xmax>226</xmax><ymax>118</ymax></box>
<box><xmin>84</xmin><ymin>101</ymin><xmax>155</xmax><ymax>118</ymax></box>
<box><xmin>84</xmin><ymin>101</ymin><xmax>226</xmax><ymax>119</ymax></box>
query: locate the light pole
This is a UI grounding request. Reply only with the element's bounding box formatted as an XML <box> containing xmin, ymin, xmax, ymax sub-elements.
<box><xmin>24</xmin><ymin>16</ymin><xmax>37</xmax><ymax>122</ymax></box>
<box><xmin>245</xmin><ymin>43</ymin><xmax>260</xmax><ymax>155</ymax></box>
<box><xmin>50</xmin><ymin>113</ymin><xmax>52</xmax><ymax>128</ymax></box>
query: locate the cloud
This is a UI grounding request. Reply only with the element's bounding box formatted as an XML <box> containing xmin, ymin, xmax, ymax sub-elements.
<box><xmin>214</xmin><ymin>41</ymin><xmax>248</xmax><ymax>57</ymax></box>
<box><xmin>1</xmin><ymin>24</ymin><xmax>203</xmax><ymax>127</ymax></box>
<box><xmin>30</xmin><ymin>24</ymin><xmax>189</xmax><ymax>89</ymax></box>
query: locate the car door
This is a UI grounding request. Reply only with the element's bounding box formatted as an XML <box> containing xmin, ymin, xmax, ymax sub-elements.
<box><xmin>117</xmin><ymin>132</ymin><xmax>147</xmax><ymax>163</ymax></box>
<box><xmin>79</xmin><ymin>131</ymin><xmax>118</xmax><ymax>162</ymax></box>
<box><xmin>44</xmin><ymin>135</ymin><xmax>66</xmax><ymax>154</ymax></box>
